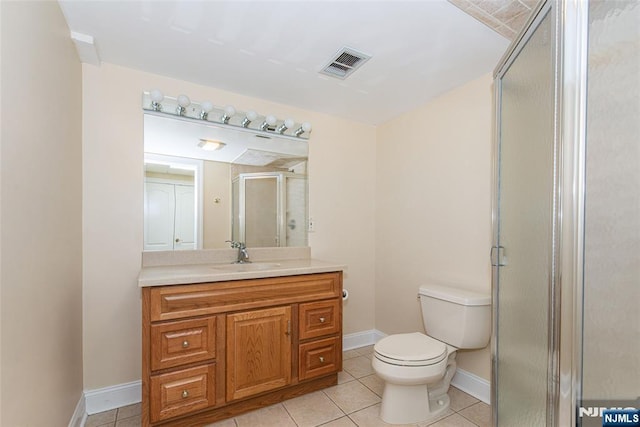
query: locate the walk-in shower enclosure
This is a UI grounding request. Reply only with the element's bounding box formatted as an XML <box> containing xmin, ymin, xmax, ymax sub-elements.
<box><xmin>232</xmin><ymin>172</ymin><xmax>307</xmax><ymax>247</ymax></box>
<box><xmin>492</xmin><ymin>0</ymin><xmax>639</xmax><ymax>425</ymax></box>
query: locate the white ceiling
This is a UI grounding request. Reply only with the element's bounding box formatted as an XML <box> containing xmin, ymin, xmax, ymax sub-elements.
<box><xmin>58</xmin><ymin>0</ymin><xmax>509</xmax><ymax>125</ymax></box>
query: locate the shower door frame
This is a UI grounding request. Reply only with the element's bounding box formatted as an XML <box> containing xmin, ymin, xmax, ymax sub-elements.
<box><xmin>233</xmin><ymin>172</ymin><xmax>285</xmax><ymax>247</ymax></box>
<box><xmin>491</xmin><ymin>0</ymin><xmax>589</xmax><ymax>425</ymax></box>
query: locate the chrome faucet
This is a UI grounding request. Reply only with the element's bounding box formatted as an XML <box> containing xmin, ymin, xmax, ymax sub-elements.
<box><xmin>226</xmin><ymin>240</ymin><xmax>251</xmax><ymax>264</ymax></box>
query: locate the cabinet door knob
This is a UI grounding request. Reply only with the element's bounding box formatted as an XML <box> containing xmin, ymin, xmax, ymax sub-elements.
<box><xmin>175</xmin><ymin>238</ymin><xmax>181</xmax><ymax>243</ymax></box>
<box><xmin>319</xmin><ymin>356</ymin><xmax>325</xmax><ymax>363</ymax></box>
<box><xmin>182</xmin><ymin>390</ymin><xmax>189</xmax><ymax>398</ymax></box>
<box><xmin>182</xmin><ymin>340</ymin><xmax>189</xmax><ymax>348</ymax></box>
<box><xmin>319</xmin><ymin>317</ymin><xmax>326</xmax><ymax>323</ymax></box>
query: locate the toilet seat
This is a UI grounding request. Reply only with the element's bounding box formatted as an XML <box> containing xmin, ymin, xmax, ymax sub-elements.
<box><xmin>374</xmin><ymin>332</ymin><xmax>447</xmax><ymax>367</ymax></box>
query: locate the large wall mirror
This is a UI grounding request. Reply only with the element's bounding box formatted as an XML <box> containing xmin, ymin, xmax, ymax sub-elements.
<box><xmin>143</xmin><ymin>113</ymin><xmax>309</xmax><ymax>251</ymax></box>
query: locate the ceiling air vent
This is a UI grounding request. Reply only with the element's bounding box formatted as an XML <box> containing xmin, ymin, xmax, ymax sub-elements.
<box><xmin>320</xmin><ymin>47</ymin><xmax>372</xmax><ymax>80</ymax></box>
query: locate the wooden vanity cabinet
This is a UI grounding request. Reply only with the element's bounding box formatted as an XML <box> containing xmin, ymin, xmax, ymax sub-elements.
<box><xmin>141</xmin><ymin>272</ymin><xmax>342</xmax><ymax>426</ymax></box>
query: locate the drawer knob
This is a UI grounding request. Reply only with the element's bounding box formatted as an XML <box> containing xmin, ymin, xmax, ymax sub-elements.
<box><xmin>319</xmin><ymin>317</ymin><xmax>326</xmax><ymax>323</ymax></box>
<box><xmin>182</xmin><ymin>390</ymin><xmax>189</xmax><ymax>399</ymax></box>
<box><xmin>319</xmin><ymin>356</ymin><xmax>325</xmax><ymax>363</ymax></box>
<box><xmin>182</xmin><ymin>340</ymin><xmax>189</xmax><ymax>348</ymax></box>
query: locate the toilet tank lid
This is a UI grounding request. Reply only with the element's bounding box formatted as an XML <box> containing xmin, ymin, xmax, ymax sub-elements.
<box><xmin>419</xmin><ymin>283</ymin><xmax>490</xmax><ymax>306</ymax></box>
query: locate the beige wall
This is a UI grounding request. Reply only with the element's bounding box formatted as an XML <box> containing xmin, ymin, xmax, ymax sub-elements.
<box><xmin>0</xmin><ymin>1</ymin><xmax>83</xmax><ymax>425</ymax></box>
<box><xmin>375</xmin><ymin>74</ymin><xmax>494</xmax><ymax>380</ymax></box>
<box><xmin>82</xmin><ymin>63</ymin><xmax>376</xmax><ymax>388</ymax></box>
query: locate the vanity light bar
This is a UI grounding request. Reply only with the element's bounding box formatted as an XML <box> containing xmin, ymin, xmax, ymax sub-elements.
<box><xmin>141</xmin><ymin>91</ymin><xmax>312</xmax><ymax>140</ymax></box>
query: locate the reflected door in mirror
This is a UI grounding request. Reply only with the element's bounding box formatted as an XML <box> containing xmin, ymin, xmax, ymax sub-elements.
<box><xmin>144</xmin><ymin>182</ymin><xmax>196</xmax><ymax>250</ymax></box>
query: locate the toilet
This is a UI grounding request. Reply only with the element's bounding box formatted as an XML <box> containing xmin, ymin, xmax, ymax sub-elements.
<box><xmin>372</xmin><ymin>283</ymin><xmax>491</xmax><ymax>424</ymax></box>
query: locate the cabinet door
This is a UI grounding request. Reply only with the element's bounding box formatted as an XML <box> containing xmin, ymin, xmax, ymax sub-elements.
<box><xmin>226</xmin><ymin>306</ymin><xmax>292</xmax><ymax>401</ymax></box>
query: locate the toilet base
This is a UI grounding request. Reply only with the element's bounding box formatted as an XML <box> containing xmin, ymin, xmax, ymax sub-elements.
<box><xmin>375</xmin><ymin>349</ymin><xmax>458</xmax><ymax>424</ymax></box>
<box><xmin>379</xmin><ymin>383</ymin><xmax>451</xmax><ymax>424</ymax></box>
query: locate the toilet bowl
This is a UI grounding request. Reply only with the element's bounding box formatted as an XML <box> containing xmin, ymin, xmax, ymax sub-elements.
<box><xmin>372</xmin><ymin>283</ymin><xmax>491</xmax><ymax>424</ymax></box>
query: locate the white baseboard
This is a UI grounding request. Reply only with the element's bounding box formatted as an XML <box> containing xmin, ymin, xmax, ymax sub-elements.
<box><xmin>84</xmin><ymin>380</ymin><xmax>141</xmax><ymax>415</ymax></box>
<box><xmin>343</xmin><ymin>329</ymin><xmax>386</xmax><ymax>350</ymax></box>
<box><xmin>68</xmin><ymin>394</ymin><xmax>87</xmax><ymax>427</ymax></box>
<box><xmin>451</xmin><ymin>368</ymin><xmax>491</xmax><ymax>404</ymax></box>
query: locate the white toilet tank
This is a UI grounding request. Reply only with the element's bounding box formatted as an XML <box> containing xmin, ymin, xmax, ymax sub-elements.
<box><xmin>419</xmin><ymin>283</ymin><xmax>491</xmax><ymax>349</ymax></box>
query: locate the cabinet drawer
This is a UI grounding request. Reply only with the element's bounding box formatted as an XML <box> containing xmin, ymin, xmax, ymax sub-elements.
<box><xmin>151</xmin><ymin>317</ymin><xmax>216</xmax><ymax>371</ymax></box>
<box><xmin>299</xmin><ymin>299</ymin><xmax>340</xmax><ymax>340</ymax></box>
<box><xmin>150</xmin><ymin>272</ymin><xmax>342</xmax><ymax>321</ymax></box>
<box><xmin>299</xmin><ymin>336</ymin><xmax>341</xmax><ymax>381</ymax></box>
<box><xmin>150</xmin><ymin>364</ymin><xmax>215</xmax><ymax>423</ymax></box>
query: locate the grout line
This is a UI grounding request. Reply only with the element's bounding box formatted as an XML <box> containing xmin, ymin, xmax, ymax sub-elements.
<box><xmin>357</xmin><ymin>377</ymin><xmax>382</xmax><ymax>397</ymax></box>
<box><xmin>280</xmin><ymin>401</ymin><xmax>301</xmax><ymax>427</ymax></box>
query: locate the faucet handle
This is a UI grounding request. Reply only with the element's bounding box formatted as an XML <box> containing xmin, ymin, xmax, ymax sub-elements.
<box><xmin>225</xmin><ymin>240</ymin><xmax>245</xmax><ymax>249</ymax></box>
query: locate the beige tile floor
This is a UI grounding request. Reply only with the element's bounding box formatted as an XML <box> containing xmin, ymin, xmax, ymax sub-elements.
<box><xmin>86</xmin><ymin>345</ymin><xmax>490</xmax><ymax>427</ymax></box>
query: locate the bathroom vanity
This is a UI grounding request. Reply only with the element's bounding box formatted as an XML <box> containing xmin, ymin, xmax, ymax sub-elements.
<box><xmin>138</xmin><ymin>248</ymin><xmax>345</xmax><ymax>426</ymax></box>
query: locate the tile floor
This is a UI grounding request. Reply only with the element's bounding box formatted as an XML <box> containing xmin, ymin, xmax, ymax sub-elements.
<box><xmin>86</xmin><ymin>345</ymin><xmax>490</xmax><ymax>427</ymax></box>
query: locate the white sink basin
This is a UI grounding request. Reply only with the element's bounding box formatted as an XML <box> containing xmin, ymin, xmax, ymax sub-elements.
<box><xmin>212</xmin><ymin>262</ymin><xmax>282</xmax><ymax>272</ymax></box>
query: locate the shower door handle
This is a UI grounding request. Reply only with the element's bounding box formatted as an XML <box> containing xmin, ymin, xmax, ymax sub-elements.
<box><xmin>491</xmin><ymin>246</ymin><xmax>507</xmax><ymax>266</ymax></box>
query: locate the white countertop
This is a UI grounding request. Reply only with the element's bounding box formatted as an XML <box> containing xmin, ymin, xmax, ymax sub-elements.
<box><xmin>138</xmin><ymin>248</ymin><xmax>346</xmax><ymax>287</ymax></box>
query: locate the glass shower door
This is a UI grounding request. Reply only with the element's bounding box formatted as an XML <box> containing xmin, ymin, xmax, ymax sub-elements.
<box><xmin>244</xmin><ymin>175</ymin><xmax>279</xmax><ymax>247</ymax></box>
<box><xmin>493</xmin><ymin>5</ymin><xmax>556</xmax><ymax>425</ymax></box>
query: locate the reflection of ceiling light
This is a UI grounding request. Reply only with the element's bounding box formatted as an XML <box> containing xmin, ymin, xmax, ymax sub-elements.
<box><xmin>198</xmin><ymin>139</ymin><xmax>226</xmax><ymax>151</ymax></box>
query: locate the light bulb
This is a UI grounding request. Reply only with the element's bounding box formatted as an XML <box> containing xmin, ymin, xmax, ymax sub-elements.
<box><xmin>200</xmin><ymin>101</ymin><xmax>213</xmax><ymax>120</ymax></box>
<box><xmin>150</xmin><ymin>89</ymin><xmax>164</xmax><ymax>103</ymax></box>
<box><xmin>221</xmin><ymin>105</ymin><xmax>236</xmax><ymax>123</ymax></box>
<box><xmin>201</xmin><ymin>101</ymin><xmax>213</xmax><ymax>112</ymax></box>
<box><xmin>241</xmin><ymin>110</ymin><xmax>258</xmax><ymax>128</ymax></box>
<box><xmin>150</xmin><ymin>89</ymin><xmax>164</xmax><ymax>111</ymax></box>
<box><xmin>260</xmin><ymin>115</ymin><xmax>278</xmax><ymax>131</ymax></box>
<box><xmin>294</xmin><ymin>121</ymin><xmax>312</xmax><ymax>137</ymax></box>
<box><xmin>176</xmin><ymin>94</ymin><xmax>190</xmax><ymax>116</ymax></box>
<box><xmin>177</xmin><ymin>94</ymin><xmax>191</xmax><ymax>107</ymax></box>
<box><xmin>276</xmin><ymin>118</ymin><xmax>294</xmax><ymax>134</ymax></box>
